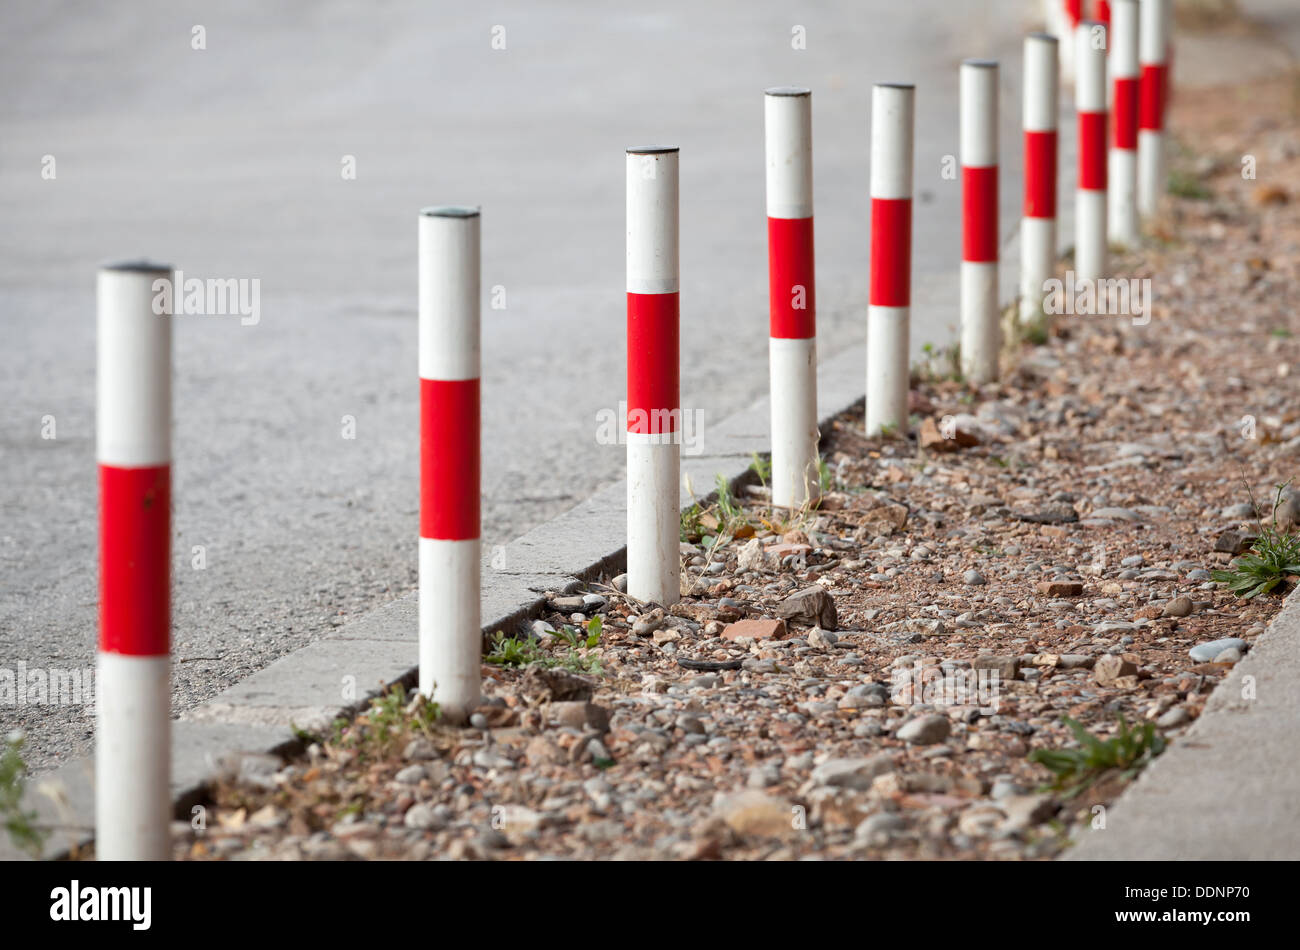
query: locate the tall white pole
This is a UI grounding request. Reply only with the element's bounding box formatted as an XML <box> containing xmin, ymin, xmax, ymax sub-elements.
<box><xmin>867</xmin><ymin>82</ymin><xmax>914</xmax><ymax>435</ymax></box>
<box><xmin>1108</xmin><ymin>0</ymin><xmax>1141</xmax><ymax>247</ymax></box>
<box><xmin>764</xmin><ymin>88</ymin><xmax>819</xmax><ymax>507</ymax></box>
<box><xmin>626</xmin><ymin>146</ymin><xmax>680</xmax><ymax>606</ymax></box>
<box><xmin>1076</xmin><ymin>21</ymin><xmax>1109</xmax><ymax>283</ymax></box>
<box><xmin>960</xmin><ymin>60</ymin><xmax>1000</xmax><ymax>385</ymax></box>
<box><xmin>96</xmin><ymin>261</ymin><xmax>173</xmax><ymax>861</ymax></box>
<box><xmin>1021</xmin><ymin>33</ymin><xmax>1059</xmax><ymax>325</ymax></box>
<box><xmin>418</xmin><ymin>206</ymin><xmax>482</xmax><ymax>720</ymax></box>
<box><xmin>1138</xmin><ymin>0</ymin><xmax>1171</xmax><ymax>218</ymax></box>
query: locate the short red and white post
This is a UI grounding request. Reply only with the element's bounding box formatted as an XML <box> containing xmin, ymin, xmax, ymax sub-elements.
<box><xmin>867</xmin><ymin>82</ymin><xmax>914</xmax><ymax>435</ymax></box>
<box><xmin>1075</xmin><ymin>20</ymin><xmax>1109</xmax><ymax>283</ymax></box>
<box><xmin>96</xmin><ymin>260</ymin><xmax>173</xmax><ymax>861</ymax></box>
<box><xmin>1138</xmin><ymin>0</ymin><xmax>1171</xmax><ymax>218</ymax></box>
<box><xmin>1020</xmin><ymin>33</ymin><xmax>1059</xmax><ymax>325</ymax></box>
<box><xmin>764</xmin><ymin>88</ymin><xmax>819</xmax><ymax>506</ymax></box>
<box><xmin>1053</xmin><ymin>0</ymin><xmax>1083</xmax><ymax>79</ymax></box>
<box><xmin>960</xmin><ymin>59</ymin><xmax>1000</xmax><ymax>385</ymax></box>
<box><xmin>418</xmin><ymin>206</ymin><xmax>482</xmax><ymax>720</ymax></box>
<box><xmin>1108</xmin><ymin>0</ymin><xmax>1141</xmax><ymax>247</ymax></box>
<box><xmin>626</xmin><ymin>146</ymin><xmax>680</xmax><ymax>606</ymax></box>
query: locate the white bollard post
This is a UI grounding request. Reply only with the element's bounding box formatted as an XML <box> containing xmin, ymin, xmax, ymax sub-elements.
<box><xmin>626</xmin><ymin>146</ymin><xmax>680</xmax><ymax>606</ymax></box>
<box><xmin>960</xmin><ymin>60</ymin><xmax>1000</xmax><ymax>385</ymax></box>
<box><xmin>1108</xmin><ymin>0</ymin><xmax>1141</xmax><ymax>247</ymax></box>
<box><xmin>1076</xmin><ymin>21</ymin><xmax>1109</xmax><ymax>283</ymax></box>
<box><xmin>96</xmin><ymin>260</ymin><xmax>173</xmax><ymax>861</ymax></box>
<box><xmin>418</xmin><ymin>206</ymin><xmax>482</xmax><ymax>720</ymax></box>
<box><xmin>764</xmin><ymin>88</ymin><xmax>819</xmax><ymax>507</ymax></box>
<box><xmin>1021</xmin><ymin>33</ymin><xmax>1060</xmax><ymax>325</ymax></box>
<box><xmin>1138</xmin><ymin>0</ymin><xmax>1171</xmax><ymax>218</ymax></box>
<box><xmin>867</xmin><ymin>82</ymin><xmax>914</xmax><ymax>435</ymax></box>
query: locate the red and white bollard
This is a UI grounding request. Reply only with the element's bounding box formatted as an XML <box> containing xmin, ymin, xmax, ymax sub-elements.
<box><xmin>626</xmin><ymin>146</ymin><xmax>680</xmax><ymax>606</ymax></box>
<box><xmin>1108</xmin><ymin>0</ymin><xmax>1141</xmax><ymax>247</ymax></box>
<box><xmin>1054</xmin><ymin>0</ymin><xmax>1083</xmax><ymax>79</ymax></box>
<box><xmin>96</xmin><ymin>261</ymin><xmax>173</xmax><ymax>861</ymax></box>
<box><xmin>1138</xmin><ymin>0</ymin><xmax>1171</xmax><ymax>218</ymax></box>
<box><xmin>418</xmin><ymin>206</ymin><xmax>482</xmax><ymax>719</ymax></box>
<box><xmin>764</xmin><ymin>88</ymin><xmax>819</xmax><ymax>506</ymax></box>
<box><xmin>1075</xmin><ymin>21</ymin><xmax>1109</xmax><ymax>283</ymax></box>
<box><xmin>960</xmin><ymin>59</ymin><xmax>1000</xmax><ymax>385</ymax></box>
<box><xmin>867</xmin><ymin>82</ymin><xmax>914</xmax><ymax>435</ymax></box>
<box><xmin>1021</xmin><ymin>33</ymin><xmax>1059</xmax><ymax>325</ymax></box>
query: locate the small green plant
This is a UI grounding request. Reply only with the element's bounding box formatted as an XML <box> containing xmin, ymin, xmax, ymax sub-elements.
<box><xmin>714</xmin><ymin>473</ymin><xmax>744</xmax><ymax>530</ymax></box>
<box><xmin>680</xmin><ymin>502</ymin><xmax>704</xmax><ymax>541</ymax></box>
<box><xmin>1212</xmin><ymin>481</ymin><xmax>1300</xmax><ymax>598</ymax></box>
<box><xmin>1271</xmin><ymin>327</ymin><xmax>1292</xmax><ymax>339</ymax></box>
<box><xmin>818</xmin><ymin>457</ymin><xmax>833</xmax><ymax>493</ymax></box>
<box><xmin>487</xmin><ymin>617</ymin><xmax>603</xmax><ymax>675</ymax></box>
<box><xmin>1167</xmin><ymin>169</ymin><xmax>1211</xmax><ymax>200</ymax></box>
<box><xmin>749</xmin><ymin>452</ymin><xmax>772</xmax><ymax>488</ymax></box>
<box><xmin>1</xmin><ymin>732</ymin><xmax>46</xmax><ymax>858</ymax></box>
<box><xmin>1028</xmin><ymin>714</ymin><xmax>1166</xmax><ymax>798</ymax></box>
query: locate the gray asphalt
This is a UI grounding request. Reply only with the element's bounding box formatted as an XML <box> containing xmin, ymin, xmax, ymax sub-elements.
<box><xmin>0</xmin><ymin>0</ymin><xmax>1035</xmax><ymax>768</ymax></box>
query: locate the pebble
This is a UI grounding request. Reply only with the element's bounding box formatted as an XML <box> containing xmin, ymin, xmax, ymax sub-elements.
<box><xmin>1189</xmin><ymin>638</ymin><xmax>1247</xmax><ymax>662</ymax></box>
<box><xmin>1161</xmin><ymin>596</ymin><xmax>1194</xmax><ymax>618</ymax></box>
<box><xmin>896</xmin><ymin>714</ymin><xmax>950</xmax><ymax>745</ymax></box>
<box><xmin>963</xmin><ymin>569</ymin><xmax>987</xmax><ymax>585</ymax></box>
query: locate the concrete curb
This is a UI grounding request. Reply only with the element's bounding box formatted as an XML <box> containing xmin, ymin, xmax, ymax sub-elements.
<box><xmin>1066</xmin><ymin>584</ymin><xmax>1300</xmax><ymax>860</ymax></box>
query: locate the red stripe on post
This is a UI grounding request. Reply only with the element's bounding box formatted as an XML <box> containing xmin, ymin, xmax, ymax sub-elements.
<box><xmin>1113</xmin><ymin>77</ymin><xmax>1139</xmax><ymax>150</ymax></box>
<box><xmin>1079</xmin><ymin>112</ymin><xmax>1108</xmax><ymax>190</ymax></box>
<box><xmin>420</xmin><ymin>377</ymin><xmax>480</xmax><ymax>540</ymax></box>
<box><xmin>1065</xmin><ymin>0</ymin><xmax>1082</xmax><ymax>26</ymax></box>
<box><xmin>626</xmin><ymin>292</ymin><xmax>680</xmax><ymax>434</ymax></box>
<box><xmin>1024</xmin><ymin>131</ymin><xmax>1058</xmax><ymax>219</ymax></box>
<box><xmin>767</xmin><ymin>216</ymin><xmax>815</xmax><ymax>339</ymax></box>
<box><xmin>99</xmin><ymin>464</ymin><xmax>170</xmax><ymax>656</ymax></box>
<box><xmin>1139</xmin><ymin>63</ymin><xmax>1167</xmax><ymax>131</ymax></box>
<box><xmin>1096</xmin><ymin>1</ymin><xmax>1110</xmax><ymax>27</ymax></box>
<box><xmin>962</xmin><ymin>166</ymin><xmax>999</xmax><ymax>263</ymax></box>
<box><xmin>869</xmin><ymin>198</ymin><xmax>912</xmax><ymax>307</ymax></box>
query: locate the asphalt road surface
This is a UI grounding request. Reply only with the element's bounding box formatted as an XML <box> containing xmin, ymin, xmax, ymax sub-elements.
<box><xmin>1</xmin><ymin>0</ymin><xmax>1036</xmax><ymax>766</ymax></box>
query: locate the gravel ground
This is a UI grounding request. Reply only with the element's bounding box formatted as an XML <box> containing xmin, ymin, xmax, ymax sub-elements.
<box><xmin>143</xmin><ymin>71</ymin><xmax>1300</xmax><ymax>861</ymax></box>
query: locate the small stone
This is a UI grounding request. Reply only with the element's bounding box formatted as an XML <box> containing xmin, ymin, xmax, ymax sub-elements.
<box><xmin>809</xmin><ymin>753</ymin><xmax>898</xmax><ymax>789</ymax></box>
<box><xmin>1215</xmin><ymin>530</ymin><xmax>1258</xmax><ymax>555</ymax></box>
<box><xmin>611</xmin><ymin>573</ymin><xmax>628</xmax><ymax>592</ymax></box>
<box><xmin>1037</xmin><ymin>580</ymin><xmax>1083</xmax><ymax>597</ymax></box>
<box><xmin>403</xmin><ymin>803</ymin><xmax>445</xmax><ymax>831</ymax></box>
<box><xmin>1120</xmin><ymin>555</ymin><xmax>1145</xmax><ymax>568</ymax></box>
<box><xmin>963</xmin><ymin>569</ymin><xmax>987</xmax><ymax>586</ymax></box>
<box><xmin>469</xmin><ymin>713</ymin><xmax>489</xmax><ymax>730</ymax></box>
<box><xmin>632</xmin><ymin>608</ymin><xmax>666</xmax><ymax>636</ymax></box>
<box><xmin>855</xmin><ymin>812</ymin><xmax>906</xmax><ymax>844</ymax></box>
<box><xmin>1091</xmin><ymin>507</ymin><xmax>1141</xmax><ymax>522</ymax></box>
<box><xmin>403</xmin><ymin>738</ymin><xmax>437</xmax><ymax>761</ymax></box>
<box><xmin>713</xmin><ymin>790</ymin><xmax>795</xmax><ymax>838</ymax></box>
<box><xmin>549</xmin><ymin>701</ymin><xmax>611</xmax><ymax>733</ymax></box>
<box><xmin>394</xmin><ymin>764</ymin><xmax>426</xmax><ymax>785</ymax></box>
<box><xmin>1094</xmin><ymin>654</ymin><xmax>1139</xmax><ymax>686</ymax></box>
<box><xmin>973</xmin><ymin>655</ymin><xmax>1019</xmax><ymax>682</ymax></box>
<box><xmin>721</xmin><ymin>618</ymin><xmax>788</xmax><ymax>641</ymax></box>
<box><xmin>1161</xmin><ymin>596</ymin><xmax>1194</xmax><ymax>618</ymax></box>
<box><xmin>552</xmin><ymin>595</ymin><xmax>586</xmax><ymax>612</ymax></box>
<box><xmin>1220</xmin><ymin>502</ymin><xmax>1256</xmax><ymax>519</ymax></box>
<box><xmin>1157</xmin><ymin>707</ymin><xmax>1192</xmax><ymax>728</ymax></box>
<box><xmin>807</xmin><ymin>627</ymin><xmax>838</xmax><ymax>650</ymax></box>
<box><xmin>777</xmin><ymin>587</ymin><xmax>838</xmax><ymax>629</ymax></box>
<box><xmin>1213</xmin><ymin>647</ymin><xmax>1243</xmax><ymax>663</ymax></box>
<box><xmin>1189</xmin><ymin>637</ymin><xmax>1247</xmax><ymax>662</ymax></box>
<box><xmin>737</xmin><ymin>538</ymin><xmax>768</xmax><ymax>573</ymax></box>
<box><xmin>896</xmin><ymin>714</ymin><xmax>950</xmax><ymax>745</ymax></box>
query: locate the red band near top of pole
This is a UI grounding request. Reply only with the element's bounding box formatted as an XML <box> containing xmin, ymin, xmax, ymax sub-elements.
<box><xmin>767</xmin><ymin>216</ymin><xmax>815</xmax><ymax>339</ymax></box>
<box><xmin>99</xmin><ymin>464</ymin><xmax>171</xmax><ymax>657</ymax></box>
<box><xmin>626</xmin><ymin>291</ymin><xmax>680</xmax><ymax>434</ymax></box>
<box><xmin>1139</xmin><ymin>63</ymin><xmax>1168</xmax><ymax>131</ymax></box>
<box><xmin>1079</xmin><ymin>111</ymin><xmax>1108</xmax><ymax>190</ymax></box>
<box><xmin>1024</xmin><ymin>131</ymin><xmax>1058</xmax><ymax>219</ymax></box>
<box><xmin>1096</xmin><ymin>1</ymin><xmax>1111</xmax><ymax>28</ymax></box>
<box><xmin>419</xmin><ymin>377</ymin><xmax>480</xmax><ymax>540</ymax></box>
<box><xmin>869</xmin><ymin>198</ymin><xmax>912</xmax><ymax>307</ymax></box>
<box><xmin>962</xmin><ymin>166</ymin><xmax>999</xmax><ymax>263</ymax></box>
<box><xmin>1065</xmin><ymin>0</ymin><xmax>1082</xmax><ymax>27</ymax></box>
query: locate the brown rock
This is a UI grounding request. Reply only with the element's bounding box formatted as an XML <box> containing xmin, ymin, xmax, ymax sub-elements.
<box><xmin>1215</xmin><ymin>530</ymin><xmax>1258</xmax><ymax>555</ymax></box>
<box><xmin>1037</xmin><ymin>580</ymin><xmax>1083</xmax><ymax>597</ymax></box>
<box><xmin>1094</xmin><ymin>654</ymin><xmax>1139</xmax><ymax>686</ymax></box>
<box><xmin>721</xmin><ymin>618</ymin><xmax>788</xmax><ymax>641</ymax></box>
<box><xmin>919</xmin><ymin>417</ymin><xmax>957</xmax><ymax>452</ymax></box>
<box><xmin>547</xmin><ymin>701</ymin><xmax>610</xmax><ymax>734</ymax></box>
<box><xmin>972</xmin><ymin>654</ymin><xmax>1020</xmax><ymax>682</ymax></box>
<box><xmin>776</xmin><ymin>586</ymin><xmax>838</xmax><ymax>629</ymax></box>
